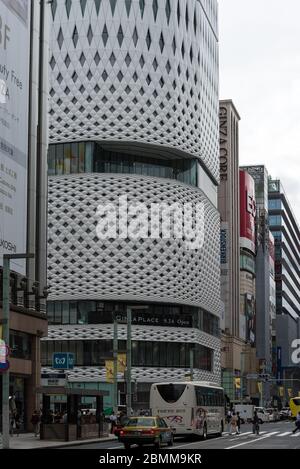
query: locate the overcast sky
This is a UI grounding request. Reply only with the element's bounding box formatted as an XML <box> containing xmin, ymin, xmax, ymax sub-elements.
<box><xmin>219</xmin><ymin>0</ymin><xmax>300</xmax><ymax>223</ymax></box>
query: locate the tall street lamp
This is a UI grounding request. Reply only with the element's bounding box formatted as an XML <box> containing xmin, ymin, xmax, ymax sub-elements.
<box><xmin>1</xmin><ymin>253</ymin><xmax>34</xmax><ymax>449</ymax></box>
<box><xmin>126</xmin><ymin>305</ymin><xmax>149</xmax><ymax>416</ymax></box>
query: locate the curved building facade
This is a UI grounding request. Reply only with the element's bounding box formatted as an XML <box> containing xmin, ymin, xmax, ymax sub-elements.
<box><xmin>43</xmin><ymin>0</ymin><xmax>221</xmax><ymax>409</ymax></box>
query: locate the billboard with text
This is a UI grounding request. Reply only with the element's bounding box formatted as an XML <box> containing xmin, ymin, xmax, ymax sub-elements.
<box><xmin>240</xmin><ymin>170</ymin><xmax>256</xmax><ymax>254</ymax></box>
<box><xmin>0</xmin><ymin>0</ymin><xmax>30</xmax><ymax>274</ymax></box>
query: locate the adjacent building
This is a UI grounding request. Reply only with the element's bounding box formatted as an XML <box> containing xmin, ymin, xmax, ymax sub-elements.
<box><xmin>239</xmin><ymin>170</ymin><xmax>257</xmax><ymax>399</ymax></box>
<box><xmin>0</xmin><ymin>1</ymin><xmax>48</xmax><ymax>429</ymax></box>
<box><xmin>218</xmin><ymin>100</ymin><xmax>244</xmax><ymax>400</ymax></box>
<box><xmin>240</xmin><ymin>166</ymin><xmax>273</xmax><ymax>388</ymax></box>
<box><xmin>269</xmin><ymin>178</ymin><xmax>300</xmax><ymax>400</ymax></box>
<box><xmin>42</xmin><ymin>0</ymin><xmax>221</xmax><ymax>410</ymax></box>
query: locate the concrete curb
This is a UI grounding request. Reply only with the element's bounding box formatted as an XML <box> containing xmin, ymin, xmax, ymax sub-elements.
<box><xmin>10</xmin><ymin>436</ymin><xmax>118</xmax><ymax>450</ymax></box>
<box><xmin>38</xmin><ymin>436</ymin><xmax>118</xmax><ymax>449</ymax></box>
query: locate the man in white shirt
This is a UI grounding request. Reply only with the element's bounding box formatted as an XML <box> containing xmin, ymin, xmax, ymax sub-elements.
<box><xmin>109</xmin><ymin>412</ymin><xmax>117</xmax><ymax>434</ymax></box>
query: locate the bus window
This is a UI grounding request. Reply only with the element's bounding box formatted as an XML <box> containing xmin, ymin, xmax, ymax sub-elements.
<box><xmin>196</xmin><ymin>388</ymin><xmax>204</xmax><ymax>406</ymax></box>
<box><xmin>156</xmin><ymin>384</ymin><xmax>186</xmax><ymax>403</ymax></box>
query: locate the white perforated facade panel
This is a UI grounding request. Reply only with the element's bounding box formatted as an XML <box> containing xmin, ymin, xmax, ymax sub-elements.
<box><xmin>48</xmin><ymin>174</ymin><xmax>221</xmax><ymax>315</ymax></box>
<box><xmin>46</xmin><ymin>0</ymin><xmax>221</xmax><ymax>387</ymax></box>
<box><xmin>49</xmin><ymin>0</ymin><xmax>219</xmax><ymax>182</ymax></box>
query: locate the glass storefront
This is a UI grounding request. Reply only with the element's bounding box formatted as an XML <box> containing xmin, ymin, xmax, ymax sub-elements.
<box><xmin>47</xmin><ymin>301</ymin><xmax>220</xmax><ymax>337</ymax></box>
<box><xmin>48</xmin><ymin>142</ymin><xmax>198</xmax><ymax>187</ymax></box>
<box><xmin>41</xmin><ymin>339</ymin><xmax>214</xmax><ymax>372</ymax></box>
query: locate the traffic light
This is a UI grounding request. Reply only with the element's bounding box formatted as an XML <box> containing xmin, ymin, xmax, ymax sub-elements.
<box><xmin>258</xmin><ymin>373</ymin><xmax>270</xmax><ymax>382</ymax></box>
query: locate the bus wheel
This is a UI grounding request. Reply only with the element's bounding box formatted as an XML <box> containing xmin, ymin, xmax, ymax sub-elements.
<box><xmin>202</xmin><ymin>424</ymin><xmax>207</xmax><ymax>440</ymax></box>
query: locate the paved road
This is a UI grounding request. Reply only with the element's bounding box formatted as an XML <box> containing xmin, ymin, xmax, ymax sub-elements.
<box><xmin>65</xmin><ymin>421</ymin><xmax>300</xmax><ymax>450</ymax></box>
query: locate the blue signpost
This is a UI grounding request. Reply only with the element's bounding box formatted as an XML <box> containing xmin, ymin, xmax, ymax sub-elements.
<box><xmin>52</xmin><ymin>353</ymin><xmax>75</xmax><ymax>370</ymax></box>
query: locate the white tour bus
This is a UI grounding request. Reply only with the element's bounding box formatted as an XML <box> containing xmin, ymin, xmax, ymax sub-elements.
<box><xmin>150</xmin><ymin>381</ymin><xmax>225</xmax><ymax>439</ymax></box>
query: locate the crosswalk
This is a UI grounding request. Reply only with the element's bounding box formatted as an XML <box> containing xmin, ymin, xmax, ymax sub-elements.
<box><xmin>223</xmin><ymin>430</ymin><xmax>300</xmax><ymax>439</ymax></box>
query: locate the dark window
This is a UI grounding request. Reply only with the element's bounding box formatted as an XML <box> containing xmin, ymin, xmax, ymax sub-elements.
<box><xmin>156</xmin><ymin>384</ymin><xmax>186</xmax><ymax>403</ymax></box>
<box><xmin>10</xmin><ymin>331</ymin><xmax>31</xmax><ymax>360</ymax></box>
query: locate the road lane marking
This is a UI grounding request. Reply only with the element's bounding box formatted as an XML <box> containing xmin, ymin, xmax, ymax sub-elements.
<box><xmin>276</xmin><ymin>432</ymin><xmax>292</xmax><ymax>437</ymax></box>
<box><xmin>291</xmin><ymin>432</ymin><xmax>300</xmax><ymax>437</ymax></box>
<box><xmin>226</xmin><ymin>432</ymin><xmax>279</xmax><ymax>449</ymax></box>
<box><xmin>228</xmin><ymin>432</ymin><xmax>252</xmax><ymax>441</ymax></box>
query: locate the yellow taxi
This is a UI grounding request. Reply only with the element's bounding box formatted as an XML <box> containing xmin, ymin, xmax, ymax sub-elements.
<box><xmin>290</xmin><ymin>397</ymin><xmax>300</xmax><ymax>418</ymax></box>
<box><xmin>118</xmin><ymin>416</ymin><xmax>174</xmax><ymax>449</ymax></box>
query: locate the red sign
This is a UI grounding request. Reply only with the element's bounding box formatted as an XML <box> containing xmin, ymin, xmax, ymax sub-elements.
<box><xmin>269</xmin><ymin>232</ymin><xmax>275</xmax><ymax>262</ymax></box>
<box><xmin>240</xmin><ymin>170</ymin><xmax>256</xmax><ymax>254</ymax></box>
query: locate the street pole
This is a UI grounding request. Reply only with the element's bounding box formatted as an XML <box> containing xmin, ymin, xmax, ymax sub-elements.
<box><xmin>126</xmin><ymin>306</ymin><xmax>132</xmax><ymax>417</ymax></box>
<box><xmin>1</xmin><ymin>254</ymin><xmax>34</xmax><ymax>449</ymax></box>
<box><xmin>240</xmin><ymin>353</ymin><xmax>244</xmax><ymax>404</ymax></box>
<box><xmin>113</xmin><ymin>313</ymin><xmax>118</xmax><ymax>414</ymax></box>
<box><xmin>2</xmin><ymin>256</ymin><xmax>10</xmax><ymax>449</ymax></box>
<box><xmin>189</xmin><ymin>348</ymin><xmax>194</xmax><ymax>381</ymax></box>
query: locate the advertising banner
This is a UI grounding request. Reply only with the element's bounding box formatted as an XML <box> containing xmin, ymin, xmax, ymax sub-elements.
<box><xmin>0</xmin><ymin>0</ymin><xmax>30</xmax><ymax>274</ymax></box>
<box><xmin>105</xmin><ymin>360</ymin><xmax>114</xmax><ymax>383</ymax></box>
<box><xmin>269</xmin><ymin>232</ymin><xmax>275</xmax><ymax>277</ymax></box>
<box><xmin>117</xmin><ymin>353</ymin><xmax>126</xmax><ymax>373</ymax></box>
<box><xmin>240</xmin><ymin>170</ymin><xmax>256</xmax><ymax>254</ymax></box>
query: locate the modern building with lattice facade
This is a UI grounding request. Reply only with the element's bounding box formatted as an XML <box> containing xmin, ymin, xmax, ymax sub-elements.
<box><xmin>42</xmin><ymin>0</ymin><xmax>221</xmax><ymax>410</ymax></box>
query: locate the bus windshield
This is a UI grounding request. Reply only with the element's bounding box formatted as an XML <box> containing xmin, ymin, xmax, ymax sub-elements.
<box><xmin>156</xmin><ymin>384</ymin><xmax>186</xmax><ymax>403</ymax></box>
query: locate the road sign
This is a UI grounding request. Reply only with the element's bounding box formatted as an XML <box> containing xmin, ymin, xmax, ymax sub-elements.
<box><xmin>41</xmin><ymin>373</ymin><xmax>67</xmax><ymax>387</ymax></box>
<box><xmin>52</xmin><ymin>353</ymin><xmax>74</xmax><ymax>370</ymax></box>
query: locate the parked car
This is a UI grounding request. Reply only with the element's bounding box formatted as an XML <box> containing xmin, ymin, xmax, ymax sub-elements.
<box><xmin>118</xmin><ymin>416</ymin><xmax>174</xmax><ymax>449</ymax></box>
<box><xmin>280</xmin><ymin>407</ymin><xmax>292</xmax><ymax>420</ymax></box>
<box><xmin>266</xmin><ymin>408</ymin><xmax>279</xmax><ymax>422</ymax></box>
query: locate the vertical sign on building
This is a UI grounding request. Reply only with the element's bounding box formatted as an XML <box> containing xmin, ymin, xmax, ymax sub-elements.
<box><xmin>0</xmin><ymin>0</ymin><xmax>30</xmax><ymax>274</ymax></box>
<box><xmin>240</xmin><ymin>171</ymin><xmax>256</xmax><ymax>254</ymax></box>
<box><xmin>276</xmin><ymin>346</ymin><xmax>282</xmax><ymax>384</ymax></box>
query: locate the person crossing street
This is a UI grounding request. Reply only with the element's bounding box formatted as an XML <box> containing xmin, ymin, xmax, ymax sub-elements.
<box><xmin>252</xmin><ymin>410</ymin><xmax>260</xmax><ymax>435</ymax></box>
<box><xmin>292</xmin><ymin>411</ymin><xmax>300</xmax><ymax>434</ymax></box>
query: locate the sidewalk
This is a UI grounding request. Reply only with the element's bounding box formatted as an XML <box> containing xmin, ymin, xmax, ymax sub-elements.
<box><xmin>4</xmin><ymin>433</ymin><xmax>117</xmax><ymax>449</ymax></box>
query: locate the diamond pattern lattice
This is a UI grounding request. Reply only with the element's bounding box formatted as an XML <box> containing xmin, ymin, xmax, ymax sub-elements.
<box><xmin>48</xmin><ymin>174</ymin><xmax>221</xmax><ymax>316</ymax></box>
<box><xmin>49</xmin><ymin>0</ymin><xmax>219</xmax><ymax>182</ymax></box>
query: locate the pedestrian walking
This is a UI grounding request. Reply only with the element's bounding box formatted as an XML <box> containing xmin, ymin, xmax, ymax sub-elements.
<box><xmin>31</xmin><ymin>410</ymin><xmax>41</xmax><ymax>437</ymax></box>
<box><xmin>226</xmin><ymin>409</ymin><xmax>232</xmax><ymax>433</ymax></box>
<box><xmin>292</xmin><ymin>411</ymin><xmax>300</xmax><ymax>434</ymax></box>
<box><xmin>9</xmin><ymin>411</ymin><xmax>15</xmax><ymax>437</ymax></box>
<box><xmin>62</xmin><ymin>411</ymin><xmax>68</xmax><ymax>424</ymax></box>
<box><xmin>236</xmin><ymin>412</ymin><xmax>241</xmax><ymax>434</ymax></box>
<box><xmin>109</xmin><ymin>411</ymin><xmax>117</xmax><ymax>434</ymax></box>
<box><xmin>230</xmin><ymin>412</ymin><xmax>238</xmax><ymax>435</ymax></box>
<box><xmin>252</xmin><ymin>411</ymin><xmax>260</xmax><ymax>435</ymax></box>
<box><xmin>14</xmin><ymin>412</ymin><xmax>21</xmax><ymax>437</ymax></box>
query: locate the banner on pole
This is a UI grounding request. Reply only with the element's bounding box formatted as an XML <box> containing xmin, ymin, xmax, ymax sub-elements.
<box><xmin>105</xmin><ymin>360</ymin><xmax>114</xmax><ymax>383</ymax></box>
<box><xmin>257</xmin><ymin>382</ymin><xmax>262</xmax><ymax>394</ymax></box>
<box><xmin>117</xmin><ymin>353</ymin><xmax>126</xmax><ymax>373</ymax></box>
<box><xmin>235</xmin><ymin>378</ymin><xmax>241</xmax><ymax>389</ymax></box>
